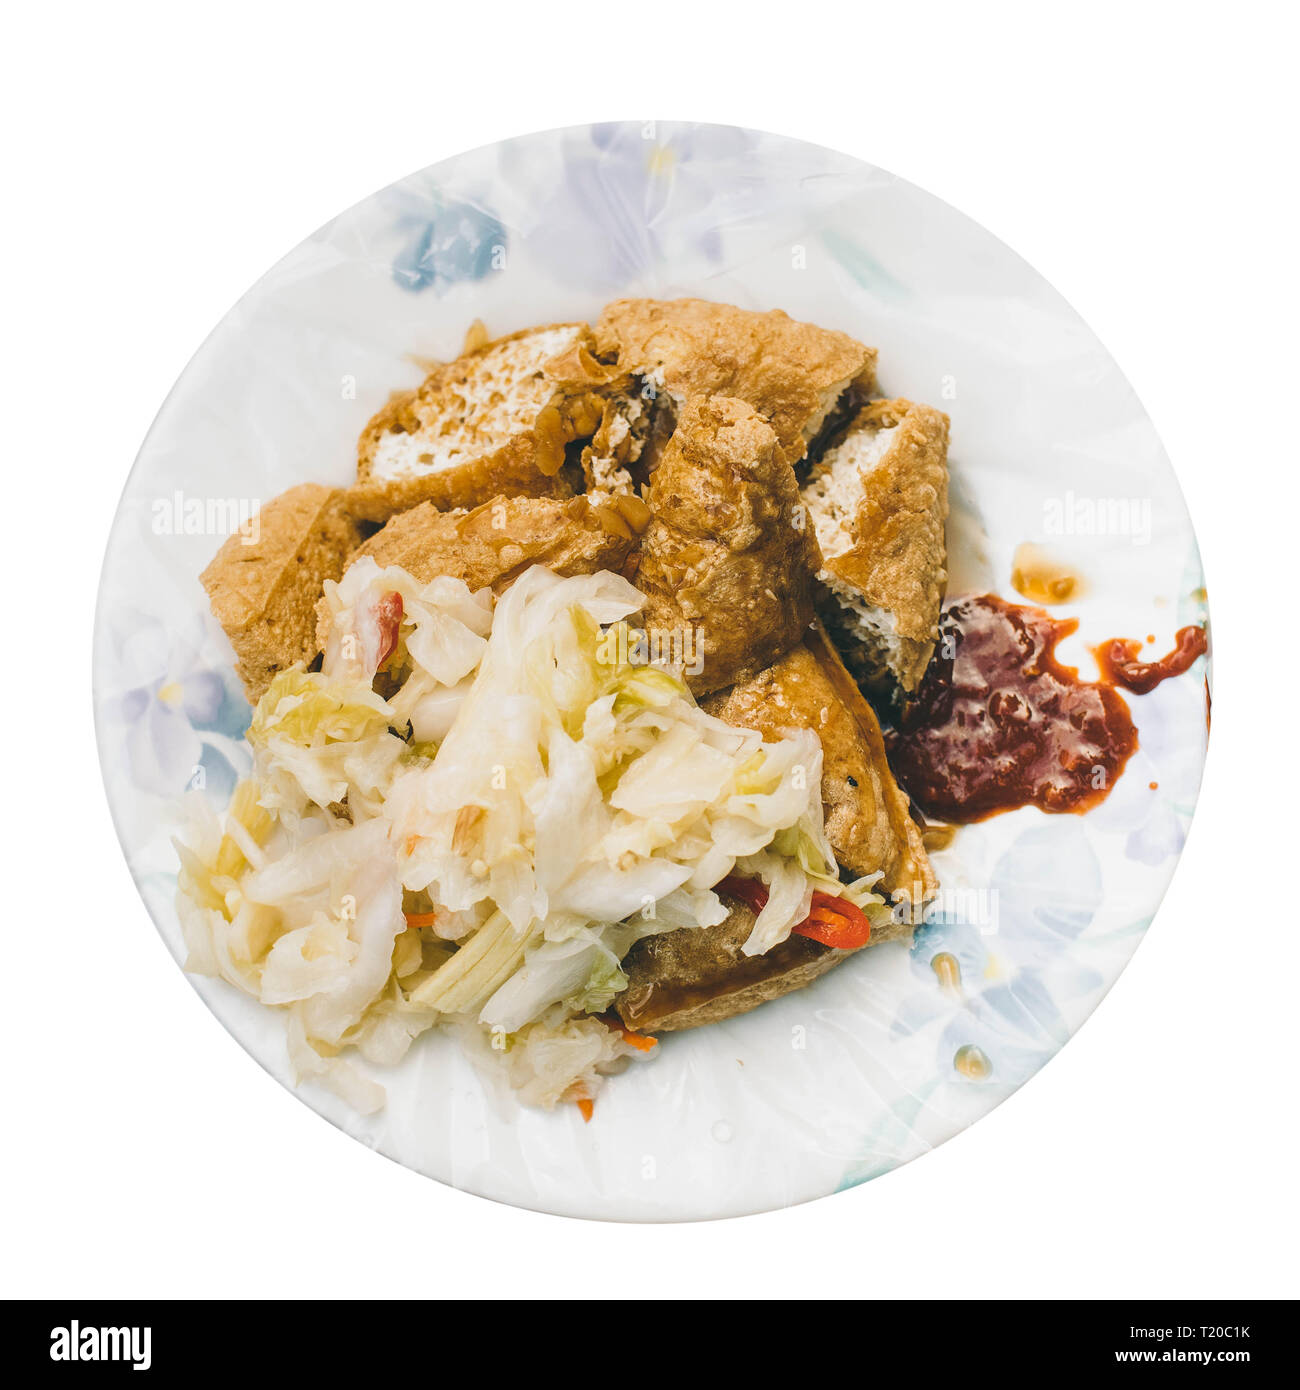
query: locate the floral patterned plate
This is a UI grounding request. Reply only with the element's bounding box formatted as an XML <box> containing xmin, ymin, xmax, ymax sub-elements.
<box><xmin>94</xmin><ymin>122</ymin><xmax>1209</xmax><ymax>1221</ymax></box>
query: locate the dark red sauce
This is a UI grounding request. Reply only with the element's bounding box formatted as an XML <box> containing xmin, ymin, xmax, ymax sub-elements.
<box><xmin>1093</xmin><ymin>626</ymin><xmax>1208</xmax><ymax>695</ymax></box>
<box><xmin>887</xmin><ymin>595</ymin><xmax>1139</xmax><ymax>822</ymax></box>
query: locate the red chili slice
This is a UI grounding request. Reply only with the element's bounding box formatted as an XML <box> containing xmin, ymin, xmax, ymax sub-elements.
<box><xmin>715</xmin><ymin>877</ymin><xmax>871</xmax><ymax>951</ymax></box>
<box><xmin>716</xmin><ymin>874</ymin><xmax>770</xmax><ymax>914</ymax></box>
<box><xmin>792</xmin><ymin>892</ymin><xmax>872</xmax><ymax>950</ymax></box>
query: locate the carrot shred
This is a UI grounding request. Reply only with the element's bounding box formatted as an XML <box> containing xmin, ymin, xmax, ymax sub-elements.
<box><xmin>611</xmin><ymin>1017</ymin><xmax>656</xmax><ymax>1045</ymax></box>
<box><xmin>599</xmin><ymin>1014</ymin><xmax>658</xmax><ymax>1052</ymax></box>
<box><xmin>576</xmin><ymin>1097</ymin><xmax>594</xmax><ymax>1123</ymax></box>
<box><xmin>403</xmin><ymin>910</ymin><xmax>440</xmax><ymax>929</ymax></box>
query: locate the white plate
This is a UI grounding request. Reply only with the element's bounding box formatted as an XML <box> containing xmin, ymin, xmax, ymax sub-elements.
<box><xmin>94</xmin><ymin>122</ymin><xmax>1209</xmax><ymax>1221</ymax></box>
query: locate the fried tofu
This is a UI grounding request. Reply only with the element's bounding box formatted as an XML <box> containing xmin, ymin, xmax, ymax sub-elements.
<box><xmin>618</xmin><ymin>624</ymin><xmax>935</xmax><ymax>1034</ymax></box>
<box><xmin>702</xmin><ymin>624</ymin><xmax>935</xmax><ymax>903</ymax></box>
<box><xmin>350</xmin><ymin>493</ymin><xmax>648</xmax><ymax>593</ymax></box>
<box><xmin>633</xmin><ymin>396</ymin><xmax>822</xmax><ymax>696</ymax></box>
<box><xmin>579</xmin><ymin>389</ymin><xmax>655</xmax><ymax>499</ymax></box>
<box><xmin>594</xmin><ymin>298</ymin><xmax>876</xmax><ymax>467</ymax></box>
<box><xmin>801</xmin><ymin>399</ymin><xmax>950</xmax><ymax>698</ymax></box>
<box><xmin>616</xmin><ymin>899</ymin><xmax>865</xmax><ymax>1034</ymax></box>
<box><xmin>350</xmin><ymin>323</ymin><xmax>615</xmax><ymax>522</ymax></box>
<box><xmin>200</xmin><ymin>483</ymin><xmax>360</xmax><ymax>704</ymax></box>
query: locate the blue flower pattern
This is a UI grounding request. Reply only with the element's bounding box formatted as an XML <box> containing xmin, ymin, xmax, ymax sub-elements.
<box><xmin>390</xmin><ymin>193</ymin><xmax>506</xmax><ymax>295</ymax></box>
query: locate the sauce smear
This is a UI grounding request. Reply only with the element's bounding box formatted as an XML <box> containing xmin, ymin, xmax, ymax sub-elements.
<box><xmin>1093</xmin><ymin>626</ymin><xmax>1207</xmax><ymax>695</ymax></box>
<box><xmin>887</xmin><ymin>595</ymin><xmax>1139</xmax><ymax>822</ymax></box>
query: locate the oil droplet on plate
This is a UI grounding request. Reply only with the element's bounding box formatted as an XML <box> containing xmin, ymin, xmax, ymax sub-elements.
<box><xmin>922</xmin><ymin>821</ymin><xmax>959</xmax><ymax>853</ymax></box>
<box><xmin>932</xmin><ymin>951</ymin><xmax>962</xmax><ymax>994</ymax></box>
<box><xmin>954</xmin><ymin>1045</ymin><xmax>992</xmax><ymax>1080</ymax></box>
<box><xmin>711</xmin><ymin>1120</ymin><xmax>733</xmax><ymax>1144</ymax></box>
<box><xmin>1010</xmin><ymin>541</ymin><xmax>1085</xmax><ymax>605</ymax></box>
<box><xmin>461</xmin><ymin>318</ymin><xmax>490</xmax><ymax>354</ymax></box>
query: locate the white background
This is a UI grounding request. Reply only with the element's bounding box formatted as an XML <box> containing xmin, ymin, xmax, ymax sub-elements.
<box><xmin>3</xmin><ymin>0</ymin><xmax>1295</xmax><ymax>1299</ymax></box>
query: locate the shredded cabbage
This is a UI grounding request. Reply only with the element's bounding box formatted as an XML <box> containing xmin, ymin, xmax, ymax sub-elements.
<box><xmin>503</xmin><ymin>1008</ymin><xmax>636</xmax><ymax>1110</ymax></box>
<box><xmin>178</xmin><ymin>562</ymin><xmax>839</xmax><ymax>1113</ymax></box>
<box><xmin>247</xmin><ymin>668</ymin><xmax>404</xmax><ymax>819</ymax></box>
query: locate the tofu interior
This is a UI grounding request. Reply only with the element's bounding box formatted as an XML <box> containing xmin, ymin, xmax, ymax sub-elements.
<box><xmin>802</xmin><ymin>421</ymin><xmax>909</xmax><ymax>689</ymax></box>
<box><xmin>368</xmin><ymin>325</ymin><xmax>583</xmax><ymax>481</ymax></box>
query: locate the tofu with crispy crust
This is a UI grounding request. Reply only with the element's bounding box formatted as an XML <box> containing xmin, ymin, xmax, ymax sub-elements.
<box><xmin>615</xmin><ymin>899</ymin><xmax>887</xmax><ymax>1034</ymax></box>
<box><xmin>702</xmin><ymin>623</ymin><xmax>935</xmax><ymax>899</ymax></box>
<box><xmin>594</xmin><ymin>297</ymin><xmax>876</xmax><ymax>468</ymax></box>
<box><xmin>349</xmin><ymin>493</ymin><xmax>648</xmax><ymax>593</ymax></box>
<box><xmin>801</xmin><ymin>398</ymin><xmax>950</xmax><ymax>699</ymax></box>
<box><xmin>200</xmin><ymin>483</ymin><xmax>360</xmax><ymax>704</ymax></box>
<box><xmin>318</xmin><ymin>492</ymin><xmax>651</xmax><ymax>654</ymax></box>
<box><xmin>618</xmin><ymin>623</ymin><xmax>936</xmax><ymax>1033</ymax></box>
<box><xmin>633</xmin><ymin>396</ymin><xmax>822</xmax><ymax>696</ymax></box>
<box><xmin>350</xmin><ymin>323</ymin><xmax>616</xmax><ymax>522</ymax></box>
